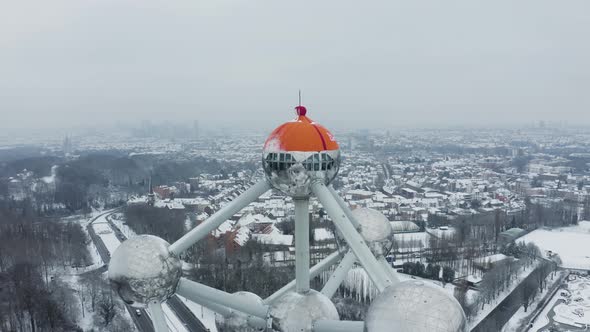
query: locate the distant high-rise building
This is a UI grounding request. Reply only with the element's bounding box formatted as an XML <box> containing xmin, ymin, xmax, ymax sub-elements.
<box><xmin>147</xmin><ymin>176</ymin><xmax>155</xmax><ymax>206</ymax></box>
<box><xmin>62</xmin><ymin>135</ymin><xmax>73</xmax><ymax>155</ymax></box>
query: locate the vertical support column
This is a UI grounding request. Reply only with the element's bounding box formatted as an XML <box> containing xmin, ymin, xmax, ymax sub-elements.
<box><xmin>294</xmin><ymin>198</ymin><xmax>311</xmax><ymax>293</ymax></box>
<box><xmin>264</xmin><ymin>250</ymin><xmax>342</xmax><ymax>304</ymax></box>
<box><xmin>148</xmin><ymin>300</ymin><xmax>168</xmax><ymax>332</ymax></box>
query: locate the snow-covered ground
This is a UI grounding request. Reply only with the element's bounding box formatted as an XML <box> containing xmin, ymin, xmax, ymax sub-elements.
<box><xmin>428</xmin><ymin>226</ymin><xmax>457</xmax><ymax>238</ymax></box>
<box><xmin>529</xmin><ymin>274</ymin><xmax>590</xmax><ymax>331</ymax></box>
<box><xmin>175</xmin><ymin>295</ymin><xmax>219</xmax><ymax>332</ymax></box>
<box><xmin>393</xmin><ymin>231</ymin><xmax>431</xmax><ymax>250</ymax></box>
<box><xmin>552</xmin><ymin>274</ymin><xmax>590</xmax><ymax>328</ymax></box>
<box><xmin>469</xmin><ymin>261</ymin><xmax>540</xmax><ymax>329</ymax></box>
<box><xmin>520</xmin><ymin>221</ymin><xmax>590</xmax><ymax>270</ymax></box>
<box><xmin>162</xmin><ymin>303</ymin><xmax>189</xmax><ymax>332</ymax></box>
<box><xmin>340</xmin><ymin>266</ymin><xmax>471</xmax><ymax>302</ymax></box>
<box><xmin>110</xmin><ymin>216</ymin><xmax>137</xmax><ymax>238</ymax></box>
<box><xmin>58</xmin><ymin>211</ymin><xmax>135</xmax><ymax>331</ymax></box>
<box><xmin>93</xmin><ymin>221</ymin><xmax>122</xmax><ymax>255</ymax></box>
<box><xmin>101</xmin><ymin>212</ymin><xmax>219</xmax><ymax>332</ymax></box>
<box><xmin>502</xmin><ymin>270</ymin><xmax>567</xmax><ymax>332</ymax></box>
<box><xmin>64</xmin><ymin>212</ymin><xmax>104</xmax><ymax>269</ymax></box>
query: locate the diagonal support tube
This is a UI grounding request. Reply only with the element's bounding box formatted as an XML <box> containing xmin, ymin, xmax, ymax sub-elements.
<box><xmin>312</xmin><ymin>320</ymin><xmax>364</xmax><ymax>332</ymax></box>
<box><xmin>330</xmin><ymin>184</ymin><xmax>399</xmax><ymax>283</ymax></box>
<box><xmin>321</xmin><ymin>249</ymin><xmax>356</xmax><ymax>299</ymax></box>
<box><xmin>294</xmin><ymin>198</ymin><xmax>310</xmax><ymax>293</ymax></box>
<box><xmin>176</xmin><ymin>278</ymin><xmax>269</xmax><ymax>319</ymax></box>
<box><xmin>176</xmin><ymin>294</ymin><xmax>267</xmax><ymax>329</ymax></box>
<box><xmin>312</xmin><ymin>182</ymin><xmax>392</xmax><ymax>292</ymax></box>
<box><xmin>169</xmin><ymin>180</ymin><xmax>270</xmax><ymax>255</ymax></box>
<box><xmin>327</xmin><ymin>185</ymin><xmax>360</xmax><ymax>228</ymax></box>
<box><xmin>377</xmin><ymin>255</ymin><xmax>398</xmax><ymax>282</ymax></box>
<box><xmin>148</xmin><ymin>301</ymin><xmax>168</xmax><ymax>332</ymax></box>
<box><xmin>264</xmin><ymin>250</ymin><xmax>342</xmax><ymax>304</ymax></box>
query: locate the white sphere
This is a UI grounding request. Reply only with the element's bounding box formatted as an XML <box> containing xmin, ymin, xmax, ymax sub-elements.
<box><xmin>224</xmin><ymin>292</ymin><xmax>265</xmax><ymax>331</ymax></box>
<box><xmin>108</xmin><ymin>235</ymin><xmax>181</xmax><ymax>307</ymax></box>
<box><xmin>365</xmin><ymin>280</ymin><xmax>467</xmax><ymax>332</ymax></box>
<box><xmin>270</xmin><ymin>290</ymin><xmax>339</xmax><ymax>332</ymax></box>
<box><xmin>263</xmin><ymin>150</ymin><xmax>341</xmax><ymax>198</ymax></box>
<box><xmin>336</xmin><ymin>208</ymin><xmax>393</xmax><ymax>256</ymax></box>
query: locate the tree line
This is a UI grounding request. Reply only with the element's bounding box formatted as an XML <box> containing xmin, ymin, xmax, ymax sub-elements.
<box><xmin>0</xmin><ymin>202</ymin><xmax>93</xmax><ymax>332</ymax></box>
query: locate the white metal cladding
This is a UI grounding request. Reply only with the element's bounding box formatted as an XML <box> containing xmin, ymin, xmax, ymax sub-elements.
<box><xmin>365</xmin><ymin>280</ymin><xmax>467</xmax><ymax>332</ymax></box>
<box><xmin>109</xmin><ymin>235</ymin><xmax>182</xmax><ymax>307</ymax></box>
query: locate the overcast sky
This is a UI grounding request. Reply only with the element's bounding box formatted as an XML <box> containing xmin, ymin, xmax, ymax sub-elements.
<box><xmin>1</xmin><ymin>0</ymin><xmax>589</xmax><ymax>131</ymax></box>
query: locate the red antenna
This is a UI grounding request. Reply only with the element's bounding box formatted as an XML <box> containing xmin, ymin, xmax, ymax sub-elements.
<box><xmin>295</xmin><ymin>90</ymin><xmax>307</xmax><ymax>116</ymax></box>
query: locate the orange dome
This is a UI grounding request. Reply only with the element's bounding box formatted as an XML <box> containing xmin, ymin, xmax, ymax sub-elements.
<box><xmin>264</xmin><ymin>107</ymin><xmax>339</xmax><ymax>152</ymax></box>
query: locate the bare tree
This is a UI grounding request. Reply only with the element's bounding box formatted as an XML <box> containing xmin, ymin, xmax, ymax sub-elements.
<box><xmin>96</xmin><ymin>292</ymin><xmax>118</xmax><ymax>327</ymax></box>
<box><xmin>521</xmin><ymin>277</ymin><xmax>537</xmax><ymax>312</ymax></box>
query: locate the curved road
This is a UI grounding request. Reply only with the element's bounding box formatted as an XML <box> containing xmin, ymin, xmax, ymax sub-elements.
<box><xmin>87</xmin><ymin>210</ymin><xmax>154</xmax><ymax>331</ymax></box>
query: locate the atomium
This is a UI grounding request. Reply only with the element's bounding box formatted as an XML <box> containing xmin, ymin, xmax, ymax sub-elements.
<box><xmin>108</xmin><ymin>235</ymin><xmax>181</xmax><ymax>307</ymax></box>
<box><xmin>262</xmin><ymin>105</ymin><xmax>340</xmax><ymax>198</ymax></box>
<box><xmin>105</xmin><ymin>101</ymin><xmax>467</xmax><ymax>332</ymax></box>
<box><xmin>365</xmin><ymin>280</ymin><xmax>468</xmax><ymax>332</ymax></box>
<box><xmin>270</xmin><ymin>290</ymin><xmax>339</xmax><ymax>332</ymax></box>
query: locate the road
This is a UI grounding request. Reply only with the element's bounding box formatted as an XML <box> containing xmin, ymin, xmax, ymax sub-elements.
<box><xmin>167</xmin><ymin>296</ymin><xmax>209</xmax><ymax>332</ymax></box>
<box><xmin>87</xmin><ymin>210</ymin><xmax>154</xmax><ymax>332</ymax></box>
<box><xmin>471</xmin><ymin>265</ymin><xmax>551</xmax><ymax>332</ymax></box>
<box><xmin>105</xmin><ymin>214</ymin><xmax>209</xmax><ymax>332</ymax></box>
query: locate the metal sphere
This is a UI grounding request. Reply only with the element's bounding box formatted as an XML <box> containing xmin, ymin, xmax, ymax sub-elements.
<box><xmin>224</xmin><ymin>292</ymin><xmax>265</xmax><ymax>331</ymax></box>
<box><xmin>353</xmin><ymin>208</ymin><xmax>393</xmax><ymax>256</ymax></box>
<box><xmin>108</xmin><ymin>235</ymin><xmax>182</xmax><ymax>308</ymax></box>
<box><xmin>262</xmin><ymin>106</ymin><xmax>340</xmax><ymax>198</ymax></box>
<box><xmin>336</xmin><ymin>208</ymin><xmax>393</xmax><ymax>256</ymax></box>
<box><xmin>270</xmin><ymin>290</ymin><xmax>339</xmax><ymax>332</ymax></box>
<box><xmin>263</xmin><ymin>150</ymin><xmax>341</xmax><ymax>198</ymax></box>
<box><xmin>365</xmin><ymin>280</ymin><xmax>467</xmax><ymax>332</ymax></box>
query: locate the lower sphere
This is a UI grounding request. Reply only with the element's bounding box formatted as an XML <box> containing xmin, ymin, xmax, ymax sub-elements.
<box><xmin>108</xmin><ymin>235</ymin><xmax>182</xmax><ymax>307</ymax></box>
<box><xmin>270</xmin><ymin>290</ymin><xmax>339</xmax><ymax>332</ymax></box>
<box><xmin>224</xmin><ymin>292</ymin><xmax>265</xmax><ymax>331</ymax></box>
<box><xmin>365</xmin><ymin>280</ymin><xmax>467</xmax><ymax>332</ymax></box>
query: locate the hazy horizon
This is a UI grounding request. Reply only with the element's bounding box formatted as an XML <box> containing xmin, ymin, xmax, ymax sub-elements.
<box><xmin>1</xmin><ymin>0</ymin><xmax>589</xmax><ymax>131</ymax></box>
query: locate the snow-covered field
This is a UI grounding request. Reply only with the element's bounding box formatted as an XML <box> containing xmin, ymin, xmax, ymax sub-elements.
<box><xmin>428</xmin><ymin>227</ymin><xmax>456</xmax><ymax>238</ymax></box>
<box><xmin>110</xmin><ymin>216</ymin><xmax>137</xmax><ymax>238</ymax></box>
<box><xmin>92</xmin><ymin>214</ymin><xmax>122</xmax><ymax>255</ymax></box>
<box><xmin>502</xmin><ymin>270</ymin><xmax>567</xmax><ymax>332</ymax></box>
<box><xmin>520</xmin><ymin>221</ymin><xmax>590</xmax><ymax>270</ymax></box>
<box><xmin>393</xmin><ymin>232</ymin><xmax>431</xmax><ymax>250</ymax></box>
<box><xmin>553</xmin><ymin>275</ymin><xmax>590</xmax><ymax>328</ymax></box>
